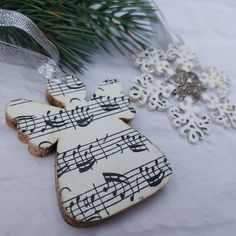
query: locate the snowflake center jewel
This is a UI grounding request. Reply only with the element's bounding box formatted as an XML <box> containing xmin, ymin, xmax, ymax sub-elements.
<box><xmin>170</xmin><ymin>69</ymin><xmax>206</xmax><ymax>101</ymax></box>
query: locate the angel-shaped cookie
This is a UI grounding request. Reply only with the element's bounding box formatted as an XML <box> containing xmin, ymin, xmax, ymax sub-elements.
<box><xmin>5</xmin><ymin>76</ymin><xmax>172</xmax><ymax>227</ymax></box>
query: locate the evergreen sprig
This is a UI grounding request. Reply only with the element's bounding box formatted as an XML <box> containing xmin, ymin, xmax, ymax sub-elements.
<box><xmin>0</xmin><ymin>0</ymin><xmax>158</xmax><ymax>73</ymax></box>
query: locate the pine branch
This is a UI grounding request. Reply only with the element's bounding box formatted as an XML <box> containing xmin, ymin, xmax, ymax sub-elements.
<box><xmin>0</xmin><ymin>0</ymin><xmax>158</xmax><ymax>73</ymax></box>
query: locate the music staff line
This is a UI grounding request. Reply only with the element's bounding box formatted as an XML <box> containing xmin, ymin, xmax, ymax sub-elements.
<box><xmin>17</xmin><ymin>96</ymin><xmax>132</xmax><ymax>139</ymax></box>
<box><xmin>57</xmin><ymin>127</ymin><xmax>138</xmax><ymax>157</ymax></box>
<box><xmin>57</xmin><ymin>129</ymin><xmax>149</xmax><ymax>177</ymax></box>
<box><xmin>9</xmin><ymin>99</ymin><xmax>32</xmax><ymax>107</ymax></box>
<box><xmin>36</xmin><ymin>104</ymin><xmax>129</xmax><ymax>139</ymax></box>
<box><xmin>47</xmin><ymin>78</ymin><xmax>85</xmax><ymax>97</ymax></box>
<box><xmin>63</xmin><ymin>157</ymin><xmax>171</xmax><ymax>220</ymax></box>
<box><xmin>44</xmin><ymin>95</ymin><xmax>129</xmax><ymax>122</ymax></box>
<box><xmin>74</xmin><ymin>168</ymin><xmax>171</xmax><ymax>221</ymax></box>
<box><xmin>47</xmin><ymin>76</ymin><xmax>84</xmax><ymax>88</ymax></box>
<box><xmin>18</xmin><ymin>95</ymin><xmax>129</xmax><ymax>128</ymax></box>
<box><xmin>57</xmin><ymin>136</ymin><xmax>147</xmax><ymax>172</ymax></box>
<box><xmin>48</xmin><ymin>78</ymin><xmax>119</xmax><ymax>98</ymax></box>
<box><xmin>74</xmin><ymin>162</ymin><xmax>171</xmax><ymax>220</ymax></box>
<box><xmin>63</xmin><ymin>157</ymin><xmax>165</xmax><ymax>204</ymax></box>
<box><xmin>28</xmin><ymin>102</ymin><xmax>129</xmax><ymax>139</ymax></box>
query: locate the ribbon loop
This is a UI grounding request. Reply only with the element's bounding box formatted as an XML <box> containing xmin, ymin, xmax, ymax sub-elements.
<box><xmin>150</xmin><ymin>1</ymin><xmax>184</xmax><ymax>50</ymax></box>
<box><xmin>0</xmin><ymin>9</ymin><xmax>64</xmax><ymax>83</ymax></box>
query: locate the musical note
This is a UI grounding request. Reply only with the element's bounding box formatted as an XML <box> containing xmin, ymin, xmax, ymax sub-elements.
<box><xmin>135</xmin><ymin>177</ymin><xmax>141</xmax><ymax>193</ymax></box>
<box><xmin>96</xmin><ymin>134</ymin><xmax>108</xmax><ymax>159</ymax></box>
<box><xmin>139</xmin><ymin>159</ymin><xmax>164</xmax><ymax>187</ymax></box>
<box><xmin>73</xmin><ymin>145</ymin><xmax>96</xmax><ymax>173</ymax></box>
<box><xmin>121</xmin><ymin>96</ymin><xmax>136</xmax><ymax>114</ymax></box>
<box><xmin>116</xmin><ymin>143</ymin><xmax>124</xmax><ymax>154</ymax></box>
<box><xmin>66</xmin><ymin>200</ymin><xmax>76</xmax><ymax>218</ymax></box>
<box><xmin>41</xmin><ymin>110</ymin><xmax>67</xmax><ymax>132</ymax></box>
<box><xmin>103</xmin><ymin>172</ymin><xmax>134</xmax><ymax>201</ymax></box>
<box><xmin>83</xmin><ymin>195</ymin><xmax>90</xmax><ymax>207</ymax></box>
<box><xmin>81</xmin><ymin>193</ymin><xmax>102</xmax><ymax>221</ymax></box>
<box><xmin>74</xmin><ymin>195</ymin><xmax>87</xmax><ymax>220</ymax></box>
<box><xmin>47</xmin><ymin>76</ymin><xmax>85</xmax><ymax>97</ymax></box>
<box><xmin>98</xmin><ymin>79</ymin><xmax>118</xmax><ymax>91</ymax></box>
<box><xmin>76</xmin><ymin>195</ymin><xmax>80</xmax><ymax>206</ymax></box>
<box><xmin>72</xmin><ymin>106</ymin><xmax>94</xmax><ymax>127</ymax></box>
<box><xmin>65</xmin><ymin>77</ymin><xmax>84</xmax><ymax>90</ymax></box>
<box><xmin>57</xmin><ymin>153</ymin><xmax>70</xmax><ymax>177</ymax></box>
<box><xmin>121</xmin><ymin>134</ymin><xmax>149</xmax><ymax>152</ymax></box>
<box><xmin>17</xmin><ymin>115</ymin><xmax>36</xmax><ymax>133</ymax></box>
<box><xmin>93</xmin><ymin>95</ymin><xmax>120</xmax><ymax>112</ymax></box>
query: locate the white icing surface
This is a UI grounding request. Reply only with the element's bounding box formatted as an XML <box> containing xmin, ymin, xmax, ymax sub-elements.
<box><xmin>5</xmin><ymin>79</ymin><xmax>172</xmax><ymax>224</ymax></box>
<box><xmin>1</xmin><ymin>0</ymin><xmax>236</xmax><ymax>235</ymax></box>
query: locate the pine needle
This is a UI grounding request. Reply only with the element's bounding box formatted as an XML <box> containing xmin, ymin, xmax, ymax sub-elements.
<box><xmin>0</xmin><ymin>0</ymin><xmax>158</xmax><ymax>73</ymax></box>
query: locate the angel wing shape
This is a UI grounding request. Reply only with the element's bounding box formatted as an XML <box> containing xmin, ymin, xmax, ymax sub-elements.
<box><xmin>5</xmin><ymin>76</ymin><xmax>172</xmax><ymax>227</ymax></box>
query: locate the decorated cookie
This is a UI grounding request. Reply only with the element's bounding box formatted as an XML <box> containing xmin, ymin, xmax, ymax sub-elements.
<box><xmin>5</xmin><ymin>76</ymin><xmax>172</xmax><ymax>227</ymax></box>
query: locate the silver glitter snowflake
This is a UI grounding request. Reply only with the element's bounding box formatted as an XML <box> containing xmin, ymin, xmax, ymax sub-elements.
<box><xmin>130</xmin><ymin>43</ymin><xmax>236</xmax><ymax>143</ymax></box>
<box><xmin>170</xmin><ymin>69</ymin><xmax>206</xmax><ymax>101</ymax></box>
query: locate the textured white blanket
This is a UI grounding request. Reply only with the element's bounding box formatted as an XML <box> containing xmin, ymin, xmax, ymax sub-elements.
<box><xmin>0</xmin><ymin>0</ymin><xmax>236</xmax><ymax>235</ymax></box>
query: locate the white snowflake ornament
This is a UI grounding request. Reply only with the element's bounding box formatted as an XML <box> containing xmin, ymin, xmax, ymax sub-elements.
<box><xmin>153</xmin><ymin>59</ymin><xmax>173</xmax><ymax>76</ymax></box>
<box><xmin>203</xmin><ymin>94</ymin><xmax>236</xmax><ymax>128</ymax></box>
<box><xmin>166</xmin><ymin>43</ymin><xmax>199</xmax><ymax>71</ymax></box>
<box><xmin>130</xmin><ymin>74</ymin><xmax>175</xmax><ymax>111</ymax></box>
<box><xmin>200</xmin><ymin>65</ymin><xmax>230</xmax><ymax>95</ymax></box>
<box><xmin>168</xmin><ymin>97</ymin><xmax>211</xmax><ymax>143</ymax></box>
<box><xmin>135</xmin><ymin>47</ymin><xmax>167</xmax><ymax>60</ymax></box>
<box><xmin>129</xmin><ymin>74</ymin><xmax>153</xmax><ymax>106</ymax></box>
<box><xmin>175</xmin><ymin>54</ymin><xmax>197</xmax><ymax>72</ymax></box>
<box><xmin>134</xmin><ymin>48</ymin><xmax>174</xmax><ymax>76</ymax></box>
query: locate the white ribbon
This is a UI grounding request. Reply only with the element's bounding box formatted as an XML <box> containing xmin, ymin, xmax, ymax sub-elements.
<box><xmin>150</xmin><ymin>1</ymin><xmax>184</xmax><ymax>49</ymax></box>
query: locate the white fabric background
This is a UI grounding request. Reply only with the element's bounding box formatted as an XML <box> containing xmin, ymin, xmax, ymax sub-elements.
<box><xmin>0</xmin><ymin>0</ymin><xmax>236</xmax><ymax>235</ymax></box>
